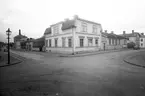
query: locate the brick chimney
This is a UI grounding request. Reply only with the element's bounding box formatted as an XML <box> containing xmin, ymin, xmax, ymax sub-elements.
<box><xmin>111</xmin><ymin>31</ymin><xmax>114</xmax><ymax>34</ymax></box>
<box><xmin>74</xmin><ymin>15</ymin><xmax>79</xmax><ymax>20</ymax></box>
<box><xmin>19</xmin><ymin>29</ymin><xmax>21</xmax><ymax>35</ymax></box>
<box><xmin>141</xmin><ymin>33</ymin><xmax>144</xmax><ymax>35</ymax></box>
<box><xmin>132</xmin><ymin>30</ymin><xmax>134</xmax><ymax>34</ymax></box>
<box><xmin>123</xmin><ymin>31</ymin><xmax>126</xmax><ymax>35</ymax></box>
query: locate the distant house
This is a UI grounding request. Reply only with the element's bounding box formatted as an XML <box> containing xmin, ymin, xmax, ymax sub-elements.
<box><xmin>101</xmin><ymin>30</ymin><xmax>128</xmax><ymax>50</ymax></box>
<box><xmin>140</xmin><ymin>33</ymin><xmax>145</xmax><ymax>48</ymax></box>
<box><xmin>44</xmin><ymin>15</ymin><xmax>102</xmax><ymax>54</ymax></box>
<box><xmin>120</xmin><ymin>30</ymin><xmax>141</xmax><ymax>46</ymax></box>
<box><xmin>14</xmin><ymin>29</ymin><xmax>28</xmax><ymax>49</ymax></box>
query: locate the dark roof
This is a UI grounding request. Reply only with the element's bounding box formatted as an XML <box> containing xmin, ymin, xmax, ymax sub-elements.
<box><xmin>61</xmin><ymin>20</ymin><xmax>76</xmax><ymax>30</ymax></box>
<box><xmin>44</xmin><ymin>27</ymin><xmax>51</xmax><ymax>35</ymax></box>
<box><xmin>102</xmin><ymin>32</ymin><xmax>127</xmax><ymax>39</ymax></box>
<box><xmin>120</xmin><ymin>32</ymin><xmax>141</xmax><ymax>37</ymax></box>
<box><xmin>14</xmin><ymin>35</ymin><xmax>27</xmax><ymax>39</ymax></box>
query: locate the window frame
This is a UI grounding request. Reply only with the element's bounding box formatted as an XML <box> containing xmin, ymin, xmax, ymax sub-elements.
<box><xmin>88</xmin><ymin>38</ymin><xmax>93</xmax><ymax>46</ymax></box>
<box><xmin>80</xmin><ymin>38</ymin><xmax>84</xmax><ymax>47</ymax></box>
<box><xmin>93</xmin><ymin>25</ymin><xmax>97</xmax><ymax>33</ymax></box>
<box><xmin>49</xmin><ymin>39</ymin><xmax>51</xmax><ymax>47</ymax></box>
<box><xmin>54</xmin><ymin>38</ymin><xmax>58</xmax><ymax>47</ymax></box>
<box><xmin>68</xmin><ymin>38</ymin><xmax>72</xmax><ymax>47</ymax></box>
<box><xmin>95</xmin><ymin>39</ymin><xmax>98</xmax><ymax>45</ymax></box>
<box><xmin>82</xmin><ymin>22</ymin><xmax>87</xmax><ymax>32</ymax></box>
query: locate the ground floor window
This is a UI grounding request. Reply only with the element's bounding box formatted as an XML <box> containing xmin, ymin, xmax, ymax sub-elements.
<box><xmin>95</xmin><ymin>39</ymin><xmax>98</xmax><ymax>45</ymax></box>
<box><xmin>141</xmin><ymin>43</ymin><xmax>143</xmax><ymax>46</ymax></box>
<box><xmin>49</xmin><ymin>39</ymin><xmax>51</xmax><ymax>47</ymax></box>
<box><xmin>80</xmin><ymin>38</ymin><xmax>84</xmax><ymax>47</ymax></box>
<box><xmin>55</xmin><ymin>38</ymin><xmax>58</xmax><ymax>47</ymax></box>
<box><xmin>109</xmin><ymin>38</ymin><xmax>111</xmax><ymax>45</ymax></box>
<box><xmin>88</xmin><ymin>38</ymin><xmax>93</xmax><ymax>46</ymax></box>
<box><xmin>68</xmin><ymin>38</ymin><xmax>72</xmax><ymax>47</ymax></box>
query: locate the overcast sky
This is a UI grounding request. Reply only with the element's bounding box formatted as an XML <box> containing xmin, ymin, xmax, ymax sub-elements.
<box><xmin>0</xmin><ymin>0</ymin><xmax>145</xmax><ymax>42</ymax></box>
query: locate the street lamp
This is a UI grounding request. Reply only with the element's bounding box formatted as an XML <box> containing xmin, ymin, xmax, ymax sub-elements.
<box><xmin>6</xmin><ymin>28</ymin><xmax>12</xmax><ymax>64</ymax></box>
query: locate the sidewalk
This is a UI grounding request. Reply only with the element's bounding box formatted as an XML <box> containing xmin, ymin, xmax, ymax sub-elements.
<box><xmin>59</xmin><ymin>48</ymin><xmax>132</xmax><ymax>57</ymax></box>
<box><xmin>124</xmin><ymin>50</ymin><xmax>145</xmax><ymax>68</ymax></box>
<box><xmin>0</xmin><ymin>52</ymin><xmax>22</xmax><ymax>67</ymax></box>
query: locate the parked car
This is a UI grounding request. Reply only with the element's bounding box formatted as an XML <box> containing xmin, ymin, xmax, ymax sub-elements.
<box><xmin>133</xmin><ymin>45</ymin><xmax>140</xmax><ymax>50</ymax></box>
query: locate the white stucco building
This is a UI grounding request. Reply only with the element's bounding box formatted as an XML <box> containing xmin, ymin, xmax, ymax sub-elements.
<box><xmin>140</xmin><ymin>33</ymin><xmax>145</xmax><ymax>48</ymax></box>
<box><xmin>44</xmin><ymin>15</ymin><xmax>102</xmax><ymax>54</ymax></box>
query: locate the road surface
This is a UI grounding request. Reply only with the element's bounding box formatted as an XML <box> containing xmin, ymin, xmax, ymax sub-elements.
<box><xmin>0</xmin><ymin>50</ymin><xmax>145</xmax><ymax>96</ymax></box>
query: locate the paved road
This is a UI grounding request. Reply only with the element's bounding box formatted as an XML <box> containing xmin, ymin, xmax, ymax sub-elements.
<box><xmin>0</xmin><ymin>50</ymin><xmax>145</xmax><ymax>96</ymax></box>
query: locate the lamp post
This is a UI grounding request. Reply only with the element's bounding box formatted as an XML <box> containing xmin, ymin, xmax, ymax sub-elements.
<box><xmin>6</xmin><ymin>28</ymin><xmax>12</xmax><ymax>64</ymax></box>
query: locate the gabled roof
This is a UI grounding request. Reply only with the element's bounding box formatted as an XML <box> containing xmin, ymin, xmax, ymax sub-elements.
<box><xmin>102</xmin><ymin>32</ymin><xmax>127</xmax><ymax>39</ymax></box>
<box><xmin>120</xmin><ymin>32</ymin><xmax>141</xmax><ymax>37</ymax></box>
<box><xmin>44</xmin><ymin>27</ymin><xmax>51</xmax><ymax>35</ymax></box>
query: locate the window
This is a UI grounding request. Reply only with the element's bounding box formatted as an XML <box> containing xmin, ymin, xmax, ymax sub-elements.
<box><xmin>95</xmin><ymin>39</ymin><xmax>98</xmax><ymax>45</ymax></box>
<box><xmin>45</xmin><ymin>40</ymin><xmax>48</xmax><ymax>47</ymax></box>
<box><xmin>80</xmin><ymin>38</ymin><xmax>84</xmax><ymax>47</ymax></box>
<box><xmin>68</xmin><ymin>38</ymin><xmax>72</xmax><ymax>47</ymax></box>
<box><xmin>62</xmin><ymin>38</ymin><xmax>65</xmax><ymax>47</ymax></box>
<box><xmin>55</xmin><ymin>38</ymin><xmax>58</xmax><ymax>47</ymax></box>
<box><xmin>109</xmin><ymin>38</ymin><xmax>111</xmax><ymax>45</ymax></box>
<box><xmin>53</xmin><ymin>25</ymin><xmax>59</xmax><ymax>34</ymax></box>
<box><xmin>49</xmin><ymin>39</ymin><xmax>51</xmax><ymax>47</ymax></box>
<box><xmin>93</xmin><ymin>25</ymin><xmax>97</xmax><ymax>33</ymax></box>
<box><xmin>115</xmin><ymin>39</ymin><xmax>117</xmax><ymax>45</ymax></box>
<box><xmin>82</xmin><ymin>22</ymin><xmax>87</xmax><ymax>32</ymax></box>
<box><xmin>88</xmin><ymin>38</ymin><xmax>93</xmax><ymax>46</ymax></box>
<box><xmin>141</xmin><ymin>39</ymin><xmax>143</xmax><ymax>42</ymax></box>
<box><xmin>141</xmin><ymin>43</ymin><xmax>143</xmax><ymax>46</ymax></box>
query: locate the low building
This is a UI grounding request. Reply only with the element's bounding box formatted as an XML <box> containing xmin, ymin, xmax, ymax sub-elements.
<box><xmin>14</xmin><ymin>29</ymin><xmax>28</xmax><ymax>49</ymax></box>
<box><xmin>101</xmin><ymin>30</ymin><xmax>128</xmax><ymax>50</ymax></box>
<box><xmin>140</xmin><ymin>33</ymin><xmax>145</xmax><ymax>48</ymax></box>
<box><xmin>44</xmin><ymin>15</ymin><xmax>102</xmax><ymax>54</ymax></box>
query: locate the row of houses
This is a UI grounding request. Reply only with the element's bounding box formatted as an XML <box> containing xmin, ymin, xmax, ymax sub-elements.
<box><xmin>14</xmin><ymin>29</ymin><xmax>45</xmax><ymax>51</ymax></box>
<box><xmin>44</xmin><ymin>15</ymin><xmax>145</xmax><ymax>54</ymax></box>
<box><xmin>14</xmin><ymin>15</ymin><xmax>145</xmax><ymax>53</ymax></box>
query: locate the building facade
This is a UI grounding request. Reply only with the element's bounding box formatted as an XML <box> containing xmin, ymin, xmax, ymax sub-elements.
<box><xmin>140</xmin><ymin>33</ymin><xmax>145</xmax><ymax>48</ymax></box>
<box><xmin>14</xmin><ymin>29</ymin><xmax>28</xmax><ymax>49</ymax></box>
<box><xmin>44</xmin><ymin>15</ymin><xmax>102</xmax><ymax>54</ymax></box>
<box><xmin>101</xmin><ymin>30</ymin><xmax>127</xmax><ymax>50</ymax></box>
<box><xmin>121</xmin><ymin>30</ymin><xmax>141</xmax><ymax>46</ymax></box>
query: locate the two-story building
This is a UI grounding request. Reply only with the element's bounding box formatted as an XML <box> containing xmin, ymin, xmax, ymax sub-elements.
<box><xmin>44</xmin><ymin>15</ymin><xmax>102</xmax><ymax>54</ymax></box>
<box><xmin>121</xmin><ymin>30</ymin><xmax>141</xmax><ymax>46</ymax></box>
<box><xmin>101</xmin><ymin>30</ymin><xmax>127</xmax><ymax>50</ymax></box>
<box><xmin>14</xmin><ymin>29</ymin><xmax>28</xmax><ymax>49</ymax></box>
<box><xmin>140</xmin><ymin>33</ymin><xmax>145</xmax><ymax>48</ymax></box>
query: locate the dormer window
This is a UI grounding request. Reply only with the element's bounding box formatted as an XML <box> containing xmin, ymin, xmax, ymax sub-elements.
<box><xmin>82</xmin><ymin>22</ymin><xmax>87</xmax><ymax>32</ymax></box>
<box><xmin>53</xmin><ymin>25</ymin><xmax>59</xmax><ymax>34</ymax></box>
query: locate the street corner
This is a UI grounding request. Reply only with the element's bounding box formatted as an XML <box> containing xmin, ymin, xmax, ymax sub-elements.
<box><xmin>0</xmin><ymin>53</ymin><xmax>22</xmax><ymax>68</ymax></box>
<box><xmin>123</xmin><ymin>52</ymin><xmax>145</xmax><ymax>68</ymax></box>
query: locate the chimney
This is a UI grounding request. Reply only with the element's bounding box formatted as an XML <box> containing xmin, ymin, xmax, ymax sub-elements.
<box><xmin>111</xmin><ymin>31</ymin><xmax>114</xmax><ymax>34</ymax></box>
<box><xmin>74</xmin><ymin>15</ymin><xmax>79</xmax><ymax>20</ymax></box>
<box><xmin>19</xmin><ymin>29</ymin><xmax>21</xmax><ymax>35</ymax></box>
<box><xmin>123</xmin><ymin>31</ymin><xmax>126</xmax><ymax>35</ymax></box>
<box><xmin>104</xmin><ymin>30</ymin><xmax>107</xmax><ymax>33</ymax></box>
<box><xmin>141</xmin><ymin>33</ymin><xmax>144</xmax><ymax>35</ymax></box>
<box><xmin>132</xmin><ymin>30</ymin><xmax>134</xmax><ymax>34</ymax></box>
<box><xmin>64</xmin><ymin>18</ymin><xmax>69</xmax><ymax>21</ymax></box>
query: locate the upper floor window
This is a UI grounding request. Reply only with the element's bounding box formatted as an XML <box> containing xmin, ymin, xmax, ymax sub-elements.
<box><xmin>53</xmin><ymin>25</ymin><xmax>59</xmax><ymax>35</ymax></box>
<box><xmin>93</xmin><ymin>25</ymin><xmax>97</xmax><ymax>33</ymax></box>
<box><xmin>82</xmin><ymin>22</ymin><xmax>87</xmax><ymax>32</ymax></box>
<box><xmin>141</xmin><ymin>39</ymin><xmax>143</xmax><ymax>42</ymax></box>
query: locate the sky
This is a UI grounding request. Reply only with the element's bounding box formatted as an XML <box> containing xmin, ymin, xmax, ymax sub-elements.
<box><xmin>0</xmin><ymin>0</ymin><xmax>145</xmax><ymax>42</ymax></box>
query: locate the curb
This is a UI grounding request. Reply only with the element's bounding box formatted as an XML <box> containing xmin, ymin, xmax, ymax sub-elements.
<box><xmin>0</xmin><ymin>53</ymin><xmax>23</xmax><ymax>68</ymax></box>
<box><xmin>59</xmin><ymin>49</ymin><xmax>131</xmax><ymax>57</ymax></box>
<box><xmin>123</xmin><ymin>54</ymin><xmax>145</xmax><ymax>68</ymax></box>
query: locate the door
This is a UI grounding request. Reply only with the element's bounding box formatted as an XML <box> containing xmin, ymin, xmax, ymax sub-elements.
<box><xmin>103</xmin><ymin>43</ymin><xmax>106</xmax><ymax>51</ymax></box>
